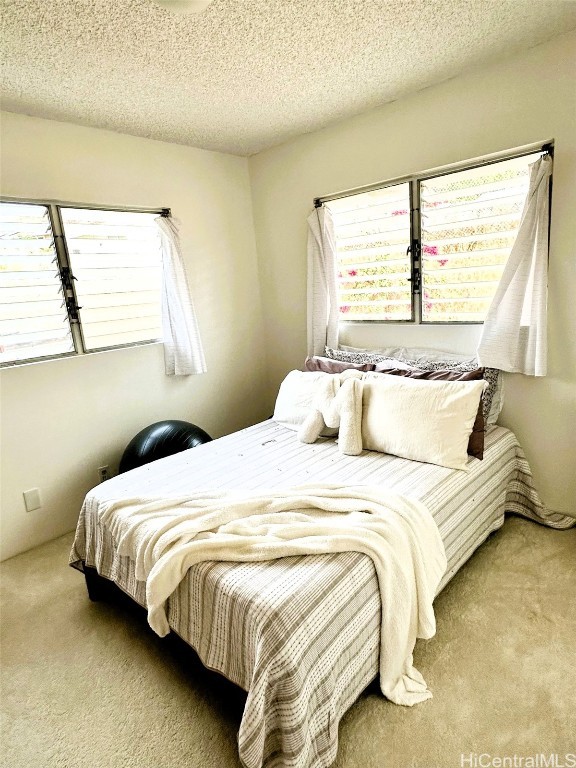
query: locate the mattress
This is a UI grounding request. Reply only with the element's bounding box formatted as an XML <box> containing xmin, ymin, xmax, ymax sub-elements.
<box><xmin>70</xmin><ymin>421</ymin><xmax>572</xmax><ymax>768</ymax></box>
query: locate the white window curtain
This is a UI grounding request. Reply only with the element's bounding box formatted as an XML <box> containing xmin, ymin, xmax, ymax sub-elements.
<box><xmin>307</xmin><ymin>205</ymin><xmax>339</xmax><ymax>356</ymax></box>
<box><xmin>155</xmin><ymin>216</ymin><xmax>207</xmax><ymax>376</ymax></box>
<box><xmin>477</xmin><ymin>154</ymin><xmax>552</xmax><ymax>377</ymax></box>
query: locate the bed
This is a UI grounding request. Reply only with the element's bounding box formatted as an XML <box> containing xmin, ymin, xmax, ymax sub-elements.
<box><xmin>69</xmin><ymin>413</ymin><xmax>573</xmax><ymax>768</ymax></box>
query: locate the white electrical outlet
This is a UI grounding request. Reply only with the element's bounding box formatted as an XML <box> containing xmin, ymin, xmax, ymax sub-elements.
<box><xmin>23</xmin><ymin>488</ymin><xmax>42</xmax><ymax>513</ymax></box>
<box><xmin>98</xmin><ymin>466</ymin><xmax>110</xmax><ymax>483</ymax></box>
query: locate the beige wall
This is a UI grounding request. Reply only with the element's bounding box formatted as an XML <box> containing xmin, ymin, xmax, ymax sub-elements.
<box><xmin>249</xmin><ymin>32</ymin><xmax>576</xmax><ymax>517</ymax></box>
<box><xmin>0</xmin><ymin>112</ymin><xmax>269</xmax><ymax>560</ymax></box>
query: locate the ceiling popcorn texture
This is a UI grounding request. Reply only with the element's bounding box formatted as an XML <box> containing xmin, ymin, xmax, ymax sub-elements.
<box><xmin>1</xmin><ymin>0</ymin><xmax>575</xmax><ymax>156</ymax></box>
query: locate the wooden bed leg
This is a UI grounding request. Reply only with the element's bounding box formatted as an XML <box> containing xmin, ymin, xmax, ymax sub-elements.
<box><xmin>83</xmin><ymin>564</ymin><xmax>109</xmax><ymax>602</ymax></box>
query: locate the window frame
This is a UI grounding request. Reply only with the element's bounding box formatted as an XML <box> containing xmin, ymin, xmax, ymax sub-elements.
<box><xmin>316</xmin><ymin>141</ymin><xmax>553</xmax><ymax>326</ymax></box>
<box><xmin>0</xmin><ymin>197</ymin><xmax>170</xmax><ymax>369</ymax></box>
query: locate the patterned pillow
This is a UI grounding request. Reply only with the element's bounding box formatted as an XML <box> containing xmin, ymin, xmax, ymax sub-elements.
<box><xmin>325</xmin><ymin>346</ymin><xmax>477</xmax><ymax>371</ymax></box>
<box><xmin>325</xmin><ymin>346</ymin><xmax>502</xmax><ymax>424</ymax></box>
<box><xmin>482</xmin><ymin>368</ymin><xmax>503</xmax><ymax>426</ymax></box>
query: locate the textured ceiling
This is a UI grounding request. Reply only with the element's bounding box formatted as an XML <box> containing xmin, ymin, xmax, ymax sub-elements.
<box><xmin>1</xmin><ymin>0</ymin><xmax>575</xmax><ymax>156</ymax></box>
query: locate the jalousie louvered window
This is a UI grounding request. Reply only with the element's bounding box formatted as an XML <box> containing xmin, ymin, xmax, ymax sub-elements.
<box><xmin>326</xmin><ymin>183</ymin><xmax>412</xmax><ymax>321</ymax></box>
<box><xmin>419</xmin><ymin>153</ymin><xmax>541</xmax><ymax>322</ymax></box>
<box><xmin>1</xmin><ymin>201</ymin><xmax>166</xmax><ymax>367</ymax></box>
<box><xmin>60</xmin><ymin>208</ymin><xmax>163</xmax><ymax>351</ymax></box>
<box><xmin>0</xmin><ymin>202</ymin><xmax>74</xmax><ymax>364</ymax></box>
<box><xmin>323</xmin><ymin>149</ymin><xmax>545</xmax><ymax>324</ymax></box>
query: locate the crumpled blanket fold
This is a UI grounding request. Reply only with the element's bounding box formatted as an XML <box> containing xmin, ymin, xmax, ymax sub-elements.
<box><xmin>99</xmin><ymin>483</ymin><xmax>447</xmax><ymax>707</ymax></box>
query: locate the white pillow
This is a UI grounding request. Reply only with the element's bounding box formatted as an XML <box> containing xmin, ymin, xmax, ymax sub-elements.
<box><xmin>361</xmin><ymin>376</ymin><xmax>485</xmax><ymax>470</ymax></box>
<box><xmin>273</xmin><ymin>370</ymin><xmax>338</xmax><ymax>435</ymax></box>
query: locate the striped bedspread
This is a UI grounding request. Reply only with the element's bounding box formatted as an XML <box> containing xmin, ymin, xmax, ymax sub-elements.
<box><xmin>70</xmin><ymin>422</ymin><xmax>574</xmax><ymax>768</ymax></box>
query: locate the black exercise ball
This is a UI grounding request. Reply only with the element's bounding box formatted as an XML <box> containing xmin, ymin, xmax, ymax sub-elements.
<box><xmin>119</xmin><ymin>420</ymin><xmax>212</xmax><ymax>474</ymax></box>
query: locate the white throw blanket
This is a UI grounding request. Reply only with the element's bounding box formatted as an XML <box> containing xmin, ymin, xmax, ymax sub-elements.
<box><xmin>99</xmin><ymin>484</ymin><xmax>447</xmax><ymax>706</ymax></box>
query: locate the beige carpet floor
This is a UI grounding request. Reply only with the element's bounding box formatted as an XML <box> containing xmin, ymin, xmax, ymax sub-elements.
<box><xmin>1</xmin><ymin>516</ymin><xmax>575</xmax><ymax>768</ymax></box>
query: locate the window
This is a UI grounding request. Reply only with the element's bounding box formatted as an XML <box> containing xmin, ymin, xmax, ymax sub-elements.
<box><xmin>323</xmin><ymin>149</ymin><xmax>547</xmax><ymax>324</ymax></box>
<box><xmin>0</xmin><ymin>201</ymin><xmax>165</xmax><ymax>367</ymax></box>
<box><xmin>327</xmin><ymin>183</ymin><xmax>412</xmax><ymax>321</ymax></box>
<box><xmin>0</xmin><ymin>203</ymin><xmax>74</xmax><ymax>364</ymax></box>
